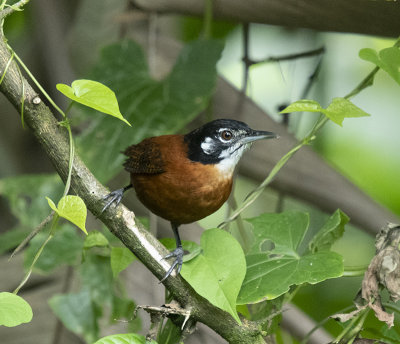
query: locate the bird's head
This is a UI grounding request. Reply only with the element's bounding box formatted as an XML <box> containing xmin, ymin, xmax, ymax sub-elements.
<box><xmin>184</xmin><ymin>119</ymin><xmax>278</xmax><ymax>175</ymax></box>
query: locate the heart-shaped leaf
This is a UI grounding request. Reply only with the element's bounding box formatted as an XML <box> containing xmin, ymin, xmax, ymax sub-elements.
<box><xmin>324</xmin><ymin>97</ymin><xmax>370</xmax><ymax>126</ymax></box>
<box><xmin>181</xmin><ymin>229</ymin><xmax>246</xmax><ymax>323</ymax></box>
<box><xmin>281</xmin><ymin>98</ymin><xmax>370</xmax><ymax>126</ymax></box>
<box><xmin>47</xmin><ymin>195</ymin><xmax>87</xmax><ymax>234</ymax></box>
<box><xmin>57</xmin><ymin>80</ymin><xmax>131</xmax><ymax>126</ymax></box>
<box><xmin>360</xmin><ymin>46</ymin><xmax>400</xmax><ymax>85</ymax></box>
<box><xmin>0</xmin><ymin>292</ymin><xmax>33</xmax><ymax>327</ymax></box>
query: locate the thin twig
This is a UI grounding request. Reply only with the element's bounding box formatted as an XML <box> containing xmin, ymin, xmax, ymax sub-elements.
<box><xmin>245</xmin><ymin>47</ymin><xmax>325</xmax><ymax>66</ymax></box>
<box><xmin>10</xmin><ymin>211</ymin><xmax>55</xmax><ymax>259</ymax></box>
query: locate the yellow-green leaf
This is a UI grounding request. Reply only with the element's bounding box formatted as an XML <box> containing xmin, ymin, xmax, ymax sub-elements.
<box><xmin>46</xmin><ymin>195</ymin><xmax>87</xmax><ymax>234</ymax></box>
<box><xmin>57</xmin><ymin>79</ymin><xmax>131</xmax><ymax>126</ymax></box>
<box><xmin>281</xmin><ymin>98</ymin><xmax>370</xmax><ymax>126</ymax></box>
<box><xmin>324</xmin><ymin>97</ymin><xmax>370</xmax><ymax>126</ymax></box>
<box><xmin>0</xmin><ymin>292</ymin><xmax>33</xmax><ymax>327</ymax></box>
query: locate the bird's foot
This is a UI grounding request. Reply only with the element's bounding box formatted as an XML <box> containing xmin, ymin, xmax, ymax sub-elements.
<box><xmin>102</xmin><ymin>188</ymin><xmax>125</xmax><ymax>212</ymax></box>
<box><xmin>160</xmin><ymin>246</ymin><xmax>184</xmax><ymax>282</ymax></box>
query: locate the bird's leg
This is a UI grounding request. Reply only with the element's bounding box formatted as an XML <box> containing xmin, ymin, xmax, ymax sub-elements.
<box><xmin>102</xmin><ymin>184</ymin><xmax>133</xmax><ymax>212</ymax></box>
<box><xmin>160</xmin><ymin>223</ymin><xmax>184</xmax><ymax>282</ymax></box>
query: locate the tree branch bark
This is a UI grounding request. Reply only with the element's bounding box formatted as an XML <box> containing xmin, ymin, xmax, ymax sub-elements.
<box><xmin>131</xmin><ymin>0</ymin><xmax>400</xmax><ymax>38</ymax></box>
<box><xmin>0</xmin><ymin>32</ymin><xmax>265</xmax><ymax>344</ymax></box>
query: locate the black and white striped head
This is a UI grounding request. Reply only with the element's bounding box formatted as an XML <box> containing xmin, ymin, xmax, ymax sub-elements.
<box><xmin>184</xmin><ymin>119</ymin><xmax>277</xmax><ymax>175</ymax></box>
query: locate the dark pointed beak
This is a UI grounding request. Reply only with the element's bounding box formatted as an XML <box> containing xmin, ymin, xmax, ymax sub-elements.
<box><xmin>241</xmin><ymin>130</ymin><xmax>279</xmax><ymax>144</ymax></box>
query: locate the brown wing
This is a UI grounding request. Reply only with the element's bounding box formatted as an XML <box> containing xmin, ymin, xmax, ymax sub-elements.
<box><xmin>123</xmin><ymin>138</ymin><xmax>165</xmax><ymax>174</ymax></box>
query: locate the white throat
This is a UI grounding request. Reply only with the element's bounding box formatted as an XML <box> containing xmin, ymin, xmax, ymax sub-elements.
<box><xmin>215</xmin><ymin>143</ymin><xmax>250</xmax><ymax>177</ymax></box>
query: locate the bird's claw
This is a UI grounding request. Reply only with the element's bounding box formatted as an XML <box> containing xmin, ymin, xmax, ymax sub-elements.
<box><xmin>160</xmin><ymin>246</ymin><xmax>184</xmax><ymax>283</ymax></box>
<box><xmin>102</xmin><ymin>188</ymin><xmax>125</xmax><ymax>213</ymax></box>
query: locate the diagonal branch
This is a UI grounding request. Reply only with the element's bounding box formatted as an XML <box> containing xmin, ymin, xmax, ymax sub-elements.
<box><xmin>0</xmin><ymin>35</ymin><xmax>265</xmax><ymax>344</ymax></box>
<box><xmin>0</xmin><ymin>0</ymin><xmax>30</xmax><ymax>20</ymax></box>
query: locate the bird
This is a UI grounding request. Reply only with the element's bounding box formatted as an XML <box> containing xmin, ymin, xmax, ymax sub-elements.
<box><xmin>102</xmin><ymin>119</ymin><xmax>277</xmax><ymax>281</ymax></box>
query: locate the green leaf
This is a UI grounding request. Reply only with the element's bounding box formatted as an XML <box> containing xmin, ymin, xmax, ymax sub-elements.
<box><xmin>181</xmin><ymin>229</ymin><xmax>246</xmax><ymax>323</ymax></box>
<box><xmin>0</xmin><ymin>292</ymin><xmax>33</xmax><ymax>327</ymax></box>
<box><xmin>281</xmin><ymin>98</ymin><xmax>370</xmax><ymax>126</ymax></box>
<box><xmin>0</xmin><ymin>174</ymin><xmax>63</xmax><ymax>229</ymax></box>
<box><xmin>80</xmin><ymin>254</ymin><xmax>113</xmax><ymax>306</ymax></box>
<box><xmin>46</xmin><ymin>195</ymin><xmax>87</xmax><ymax>234</ymax></box>
<box><xmin>93</xmin><ymin>333</ymin><xmax>153</xmax><ymax>344</ymax></box>
<box><xmin>110</xmin><ymin>247</ymin><xmax>136</xmax><ymax>278</ymax></box>
<box><xmin>76</xmin><ymin>39</ymin><xmax>223</xmax><ymax>182</ymax></box>
<box><xmin>237</xmin><ymin>211</ymin><xmax>344</xmax><ymax>304</ymax></box>
<box><xmin>49</xmin><ymin>289</ymin><xmax>98</xmax><ymax>343</ymax></box>
<box><xmin>238</xmin><ymin>251</ymin><xmax>343</xmax><ymax>304</ymax></box>
<box><xmin>84</xmin><ymin>230</ymin><xmax>109</xmax><ymax>249</ymax></box>
<box><xmin>280</xmin><ymin>99</ymin><xmax>322</xmax><ymax>114</ymax></box>
<box><xmin>324</xmin><ymin>97</ymin><xmax>370</xmax><ymax>126</ymax></box>
<box><xmin>236</xmin><ymin>304</ymin><xmax>250</xmax><ymax>319</ymax></box>
<box><xmin>24</xmin><ymin>224</ymin><xmax>83</xmax><ymax>273</ymax></box>
<box><xmin>309</xmin><ymin>209</ymin><xmax>349</xmax><ymax>253</ymax></box>
<box><xmin>57</xmin><ymin>80</ymin><xmax>131</xmax><ymax>126</ymax></box>
<box><xmin>360</xmin><ymin>46</ymin><xmax>400</xmax><ymax>85</ymax></box>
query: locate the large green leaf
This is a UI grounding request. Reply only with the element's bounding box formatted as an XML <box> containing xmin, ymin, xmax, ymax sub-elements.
<box><xmin>49</xmin><ymin>289</ymin><xmax>98</xmax><ymax>343</ymax></box>
<box><xmin>24</xmin><ymin>224</ymin><xmax>83</xmax><ymax>273</ymax></box>
<box><xmin>237</xmin><ymin>211</ymin><xmax>344</xmax><ymax>304</ymax></box>
<box><xmin>0</xmin><ymin>174</ymin><xmax>63</xmax><ymax>229</ymax></box>
<box><xmin>181</xmin><ymin>229</ymin><xmax>246</xmax><ymax>323</ymax></box>
<box><xmin>76</xmin><ymin>39</ymin><xmax>223</xmax><ymax>182</ymax></box>
<box><xmin>247</xmin><ymin>211</ymin><xmax>309</xmax><ymax>256</ymax></box>
<box><xmin>0</xmin><ymin>293</ymin><xmax>33</xmax><ymax>327</ymax></box>
<box><xmin>80</xmin><ymin>253</ymin><xmax>114</xmax><ymax>306</ymax></box>
<box><xmin>359</xmin><ymin>46</ymin><xmax>400</xmax><ymax>85</ymax></box>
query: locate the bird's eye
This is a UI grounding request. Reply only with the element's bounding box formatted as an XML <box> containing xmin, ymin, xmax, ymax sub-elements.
<box><xmin>220</xmin><ymin>130</ymin><xmax>233</xmax><ymax>141</ymax></box>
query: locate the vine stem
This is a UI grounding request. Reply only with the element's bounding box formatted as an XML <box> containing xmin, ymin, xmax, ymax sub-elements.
<box><xmin>5</xmin><ymin>43</ymin><xmax>76</xmax><ymax>292</ymax></box>
<box><xmin>9</xmin><ymin>47</ymin><xmax>74</xmax><ymax>198</ymax></box>
<box><xmin>202</xmin><ymin>0</ymin><xmax>213</xmax><ymax>39</ymax></box>
<box><xmin>333</xmin><ymin>308</ymin><xmax>369</xmax><ymax>343</ymax></box>
<box><xmin>13</xmin><ymin>214</ymin><xmax>60</xmax><ymax>294</ymax></box>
